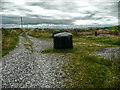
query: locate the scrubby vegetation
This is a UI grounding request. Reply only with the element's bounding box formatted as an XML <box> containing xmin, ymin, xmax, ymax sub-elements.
<box><xmin>2</xmin><ymin>28</ymin><xmax>22</xmax><ymax>57</ymax></box>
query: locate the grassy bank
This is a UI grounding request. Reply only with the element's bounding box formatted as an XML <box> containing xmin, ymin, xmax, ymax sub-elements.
<box><xmin>41</xmin><ymin>32</ymin><xmax>120</xmax><ymax>88</ymax></box>
<box><xmin>2</xmin><ymin>28</ymin><xmax>23</xmax><ymax>57</ymax></box>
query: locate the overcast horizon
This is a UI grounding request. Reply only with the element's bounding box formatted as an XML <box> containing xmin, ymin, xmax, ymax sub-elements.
<box><xmin>0</xmin><ymin>0</ymin><xmax>120</xmax><ymax>29</ymax></box>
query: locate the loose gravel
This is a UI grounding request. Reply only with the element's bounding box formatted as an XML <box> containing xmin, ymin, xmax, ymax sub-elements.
<box><xmin>0</xmin><ymin>60</ymin><xmax>2</xmax><ymax>89</ymax></box>
<box><xmin>95</xmin><ymin>47</ymin><xmax>120</xmax><ymax>60</ymax></box>
<box><xmin>2</xmin><ymin>34</ymin><xmax>69</xmax><ymax>88</ymax></box>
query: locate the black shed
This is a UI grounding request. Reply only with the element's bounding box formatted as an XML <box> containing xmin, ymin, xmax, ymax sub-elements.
<box><xmin>52</xmin><ymin>30</ymin><xmax>60</xmax><ymax>37</ymax></box>
<box><xmin>54</xmin><ymin>32</ymin><xmax>73</xmax><ymax>49</ymax></box>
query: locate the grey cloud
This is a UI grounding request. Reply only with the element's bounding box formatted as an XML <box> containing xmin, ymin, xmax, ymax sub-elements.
<box><xmin>2</xmin><ymin>1</ymin><xmax>32</xmax><ymax>14</ymax></box>
<box><xmin>2</xmin><ymin>16</ymin><xmax>19</xmax><ymax>24</ymax></box>
<box><xmin>1</xmin><ymin>1</ymin><xmax>119</xmax><ymax>27</ymax></box>
<box><xmin>25</xmin><ymin>14</ymin><xmax>54</xmax><ymax>19</ymax></box>
<box><xmin>2</xmin><ymin>2</ymin><xmax>14</xmax><ymax>10</ymax></box>
<box><xmin>26</xmin><ymin>1</ymin><xmax>79</xmax><ymax>13</ymax></box>
<box><xmin>22</xmin><ymin>17</ymin><xmax>74</xmax><ymax>25</ymax></box>
<box><xmin>2</xmin><ymin>15</ymin><xmax>74</xmax><ymax>25</ymax></box>
<box><xmin>95</xmin><ymin>2</ymin><xmax>118</xmax><ymax>17</ymax></box>
<box><xmin>73</xmin><ymin>12</ymin><xmax>98</xmax><ymax>20</ymax></box>
<box><xmin>16</xmin><ymin>7</ymin><xmax>32</xmax><ymax>12</ymax></box>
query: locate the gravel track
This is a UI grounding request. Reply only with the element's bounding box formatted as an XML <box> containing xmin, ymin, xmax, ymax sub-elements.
<box><xmin>2</xmin><ymin>34</ymin><xmax>69</xmax><ymax>88</ymax></box>
<box><xmin>0</xmin><ymin>60</ymin><xmax>2</xmax><ymax>89</ymax></box>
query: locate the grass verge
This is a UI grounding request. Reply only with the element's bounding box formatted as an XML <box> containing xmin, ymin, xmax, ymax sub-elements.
<box><xmin>2</xmin><ymin>28</ymin><xmax>23</xmax><ymax>57</ymax></box>
<box><xmin>0</xmin><ymin>30</ymin><xmax>2</xmax><ymax>59</ymax></box>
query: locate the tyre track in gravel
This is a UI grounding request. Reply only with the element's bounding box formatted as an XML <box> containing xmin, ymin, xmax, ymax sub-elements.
<box><xmin>2</xmin><ymin>33</ymin><xmax>69</xmax><ymax>88</ymax></box>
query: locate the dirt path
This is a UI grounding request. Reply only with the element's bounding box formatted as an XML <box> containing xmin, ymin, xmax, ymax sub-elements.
<box><xmin>2</xmin><ymin>34</ymin><xmax>69</xmax><ymax>88</ymax></box>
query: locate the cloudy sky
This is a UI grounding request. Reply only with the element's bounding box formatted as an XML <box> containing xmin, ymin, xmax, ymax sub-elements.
<box><xmin>0</xmin><ymin>0</ymin><xmax>119</xmax><ymax>28</ymax></box>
